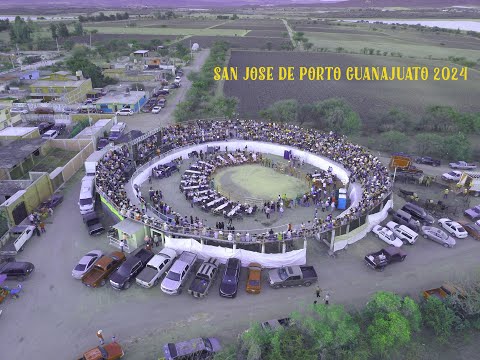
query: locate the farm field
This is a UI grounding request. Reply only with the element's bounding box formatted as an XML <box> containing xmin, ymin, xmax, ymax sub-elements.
<box><xmin>289</xmin><ymin>20</ymin><xmax>480</xmax><ymax>60</ymax></box>
<box><xmin>179</xmin><ymin>36</ymin><xmax>290</xmax><ymax>51</ymax></box>
<box><xmin>59</xmin><ymin>33</ymin><xmax>178</xmax><ymax>44</ymax></box>
<box><xmin>89</xmin><ymin>19</ymin><xmax>226</xmax><ymax>29</ymax></box>
<box><xmin>83</xmin><ymin>26</ymin><xmax>250</xmax><ymax>37</ymax></box>
<box><xmin>223</xmin><ymin>50</ymin><xmax>480</xmax><ymax>122</ymax></box>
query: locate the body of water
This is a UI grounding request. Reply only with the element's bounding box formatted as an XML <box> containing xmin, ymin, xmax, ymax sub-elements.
<box><xmin>343</xmin><ymin>19</ymin><xmax>480</xmax><ymax>32</ymax></box>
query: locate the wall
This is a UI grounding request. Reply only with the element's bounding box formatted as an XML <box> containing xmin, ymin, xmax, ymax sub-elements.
<box><xmin>52</xmin><ymin>140</ymin><xmax>94</xmax><ymax>182</ymax></box>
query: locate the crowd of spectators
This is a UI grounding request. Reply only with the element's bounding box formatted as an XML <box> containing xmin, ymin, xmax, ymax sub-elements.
<box><xmin>95</xmin><ymin>119</ymin><xmax>392</xmax><ymax>243</ymax></box>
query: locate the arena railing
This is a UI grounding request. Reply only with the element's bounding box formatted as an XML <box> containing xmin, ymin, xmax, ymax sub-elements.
<box><xmin>97</xmin><ymin>119</ymin><xmax>393</xmax><ymax>247</ymax></box>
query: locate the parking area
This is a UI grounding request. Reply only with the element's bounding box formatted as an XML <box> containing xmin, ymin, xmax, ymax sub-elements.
<box><xmin>2</xmin><ymin>169</ymin><xmax>480</xmax><ymax>359</ymax></box>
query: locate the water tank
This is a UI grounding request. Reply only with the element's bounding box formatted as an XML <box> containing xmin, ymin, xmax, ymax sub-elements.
<box><xmin>191</xmin><ymin>43</ymin><xmax>200</xmax><ymax>51</ymax></box>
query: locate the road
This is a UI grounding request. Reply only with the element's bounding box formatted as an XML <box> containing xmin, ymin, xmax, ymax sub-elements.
<box><xmin>121</xmin><ymin>49</ymin><xmax>210</xmax><ymax>132</ymax></box>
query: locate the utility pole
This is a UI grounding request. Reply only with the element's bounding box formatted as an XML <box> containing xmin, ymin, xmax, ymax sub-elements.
<box><xmin>89</xmin><ymin>31</ymin><xmax>92</xmax><ymax>48</ymax></box>
<box><xmin>55</xmin><ymin>37</ymin><xmax>60</xmax><ymax>53</ymax></box>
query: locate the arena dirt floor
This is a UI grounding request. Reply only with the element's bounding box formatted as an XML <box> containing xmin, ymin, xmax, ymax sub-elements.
<box><xmin>141</xmin><ymin>154</ymin><xmax>343</xmax><ymax>232</ymax></box>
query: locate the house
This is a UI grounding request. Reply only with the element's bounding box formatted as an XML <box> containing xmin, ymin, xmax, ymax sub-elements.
<box><xmin>133</xmin><ymin>50</ymin><xmax>150</xmax><ymax>58</ymax></box>
<box><xmin>95</xmin><ymin>91</ymin><xmax>147</xmax><ymax>113</ymax></box>
<box><xmin>19</xmin><ymin>70</ymin><xmax>40</xmax><ymax>81</ymax></box>
<box><xmin>0</xmin><ymin>127</ymin><xmax>40</xmax><ymax>140</ymax></box>
<box><xmin>145</xmin><ymin>57</ymin><xmax>162</xmax><ymax>69</ymax></box>
<box><xmin>0</xmin><ymin>105</ymin><xmax>12</xmax><ymax>130</ymax></box>
<box><xmin>29</xmin><ymin>71</ymin><xmax>93</xmax><ymax>104</ymax></box>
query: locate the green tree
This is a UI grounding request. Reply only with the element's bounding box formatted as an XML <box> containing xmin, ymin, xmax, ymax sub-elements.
<box><xmin>260</xmin><ymin>99</ymin><xmax>299</xmax><ymax>123</ymax></box>
<box><xmin>314</xmin><ymin>98</ymin><xmax>361</xmax><ymax>135</ymax></box>
<box><xmin>57</xmin><ymin>22</ymin><xmax>69</xmax><ymax>38</ymax></box>
<box><xmin>422</xmin><ymin>297</ymin><xmax>459</xmax><ymax>343</ymax></box>
<box><xmin>231</xmin><ymin>14</ymin><xmax>239</xmax><ymax>20</ymax></box>
<box><xmin>9</xmin><ymin>16</ymin><xmax>33</xmax><ymax>44</ymax></box>
<box><xmin>65</xmin><ymin>54</ymin><xmax>115</xmax><ymax>88</ymax></box>
<box><xmin>209</xmin><ymin>96</ymin><xmax>238</xmax><ymax>119</ymax></box>
<box><xmin>377</xmin><ymin>131</ymin><xmax>409</xmax><ymax>152</ymax></box>
<box><xmin>238</xmin><ymin>323</ymin><xmax>271</xmax><ymax>360</ymax></box>
<box><xmin>367</xmin><ymin>312</ymin><xmax>411</xmax><ymax>357</ymax></box>
<box><xmin>304</xmin><ymin>42</ymin><xmax>314</xmax><ymax>50</ymax></box>
<box><xmin>442</xmin><ymin>133</ymin><xmax>471</xmax><ymax>160</ymax></box>
<box><xmin>265</xmin><ymin>41</ymin><xmax>273</xmax><ymax>51</ymax></box>
<box><xmin>49</xmin><ymin>23</ymin><xmax>58</xmax><ymax>39</ymax></box>
<box><xmin>73</xmin><ymin>22</ymin><xmax>84</xmax><ymax>36</ymax></box>
<box><xmin>379</xmin><ymin>108</ymin><xmax>413</xmax><ymax>133</ymax></box>
<box><xmin>415</xmin><ymin>133</ymin><xmax>444</xmax><ymax>157</ymax></box>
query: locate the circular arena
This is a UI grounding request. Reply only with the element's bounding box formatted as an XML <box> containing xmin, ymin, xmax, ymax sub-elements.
<box><xmin>95</xmin><ymin>119</ymin><xmax>393</xmax><ymax>265</ymax></box>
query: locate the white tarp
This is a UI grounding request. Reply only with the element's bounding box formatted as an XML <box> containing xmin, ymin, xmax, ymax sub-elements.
<box><xmin>164</xmin><ymin>236</ymin><xmax>307</xmax><ymax>268</ymax></box>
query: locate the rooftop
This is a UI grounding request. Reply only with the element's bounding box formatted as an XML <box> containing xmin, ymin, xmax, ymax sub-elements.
<box><xmin>30</xmin><ymin>79</ymin><xmax>89</xmax><ymax>88</ymax></box>
<box><xmin>96</xmin><ymin>91</ymin><xmax>146</xmax><ymax>105</ymax></box>
<box><xmin>133</xmin><ymin>50</ymin><xmax>149</xmax><ymax>55</ymax></box>
<box><xmin>0</xmin><ymin>180</ymin><xmax>32</xmax><ymax>197</ymax></box>
<box><xmin>0</xmin><ymin>138</ymin><xmax>45</xmax><ymax>169</ymax></box>
<box><xmin>0</xmin><ymin>127</ymin><xmax>38</xmax><ymax>137</ymax></box>
<box><xmin>113</xmin><ymin>218</ymin><xmax>144</xmax><ymax>235</ymax></box>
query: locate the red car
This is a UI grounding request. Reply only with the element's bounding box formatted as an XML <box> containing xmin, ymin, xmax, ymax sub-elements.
<box><xmin>77</xmin><ymin>341</ymin><xmax>124</xmax><ymax>360</ymax></box>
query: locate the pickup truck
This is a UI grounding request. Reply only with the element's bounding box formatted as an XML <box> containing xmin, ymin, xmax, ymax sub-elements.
<box><xmin>82</xmin><ymin>211</ymin><xmax>105</xmax><ymax>236</ymax></box>
<box><xmin>77</xmin><ymin>342</ymin><xmax>124</xmax><ymax>360</ymax></box>
<box><xmin>0</xmin><ymin>225</ymin><xmax>35</xmax><ymax>256</ymax></box>
<box><xmin>188</xmin><ymin>257</ymin><xmax>220</xmax><ymax>298</ymax></box>
<box><xmin>136</xmin><ymin>248</ymin><xmax>177</xmax><ymax>288</ymax></box>
<box><xmin>110</xmin><ymin>248</ymin><xmax>154</xmax><ymax>290</ymax></box>
<box><xmin>268</xmin><ymin>265</ymin><xmax>318</xmax><ymax>289</ymax></box>
<box><xmin>82</xmin><ymin>251</ymin><xmax>126</xmax><ymax>288</ymax></box>
<box><xmin>364</xmin><ymin>246</ymin><xmax>407</xmax><ymax>271</ymax></box>
<box><xmin>0</xmin><ymin>259</ymin><xmax>35</xmax><ymax>280</ymax></box>
<box><xmin>449</xmin><ymin>161</ymin><xmax>477</xmax><ymax>170</ymax></box>
<box><xmin>161</xmin><ymin>251</ymin><xmax>197</xmax><ymax>295</ymax></box>
<box><xmin>423</xmin><ymin>283</ymin><xmax>465</xmax><ymax>301</ymax></box>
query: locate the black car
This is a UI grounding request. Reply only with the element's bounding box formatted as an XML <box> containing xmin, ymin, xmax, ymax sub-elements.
<box><xmin>364</xmin><ymin>247</ymin><xmax>407</xmax><ymax>271</ymax></box>
<box><xmin>40</xmin><ymin>193</ymin><xmax>63</xmax><ymax>209</ymax></box>
<box><xmin>82</xmin><ymin>211</ymin><xmax>105</xmax><ymax>236</ymax></box>
<box><xmin>38</xmin><ymin>122</ymin><xmax>55</xmax><ymax>134</ymax></box>
<box><xmin>109</xmin><ymin>248</ymin><xmax>154</xmax><ymax>290</ymax></box>
<box><xmin>219</xmin><ymin>258</ymin><xmax>240</xmax><ymax>298</ymax></box>
<box><xmin>0</xmin><ymin>260</ymin><xmax>35</xmax><ymax>280</ymax></box>
<box><xmin>97</xmin><ymin>138</ymin><xmax>109</xmax><ymax>150</ymax></box>
<box><xmin>415</xmin><ymin>156</ymin><xmax>441</xmax><ymax>167</ymax></box>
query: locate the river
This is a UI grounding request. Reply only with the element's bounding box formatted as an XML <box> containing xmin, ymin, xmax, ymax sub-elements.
<box><xmin>342</xmin><ymin>19</ymin><xmax>480</xmax><ymax>31</ymax></box>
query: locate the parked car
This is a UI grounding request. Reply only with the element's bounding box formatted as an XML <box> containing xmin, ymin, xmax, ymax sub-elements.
<box><xmin>10</xmin><ymin>108</ymin><xmax>29</xmax><ymax>114</ymax></box>
<box><xmin>136</xmin><ymin>248</ymin><xmax>177</xmax><ymax>288</ymax></box>
<box><xmin>188</xmin><ymin>257</ymin><xmax>220</xmax><ymax>298</ymax></box>
<box><xmin>438</xmin><ymin>218</ymin><xmax>468</xmax><ymax>239</ymax></box>
<box><xmin>0</xmin><ymin>259</ymin><xmax>34</xmax><ymax>280</ymax></box>
<box><xmin>371</xmin><ymin>225</ymin><xmax>403</xmax><ymax>247</ymax></box>
<box><xmin>415</xmin><ymin>156</ymin><xmax>441</xmax><ymax>166</ymax></box>
<box><xmin>461</xmin><ymin>222</ymin><xmax>480</xmax><ymax>240</ymax></box>
<box><xmin>162</xmin><ymin>87</ymin><xmax>170</xmax><ymax>94</ymax></box>
<box><xmin>449</xmin><ymin>161</ymin><xmax>476</xmax><ymax>170</ymax></box>
<box><xmin>0</xmin><ymin>225</ymin><xmax>35</xmax><ymax>256</ymax></box>
<box><xmin>268</xmin><ymin>265</ymin><xmax>318</xmax><ymax>289</ymax></box>
<box><xmin>423</xmin><ymin>283</ymin><xmax>466</xmax><ymax>301</ymax></box>
<box><xmin>40</xmin><ymin>193</ymin><xmax>63</xmax><ymax>209</ymax></box>
<box><xmin>421</xmin><ymin>226</ymin><xmax>456</xmax><ymax>248</ymax></box>
<box><xmin>385</xmin><ymin>221</ymin><xmax>418</xmax><ymax>245</ymax></box>
<box><xmin>151</xmin><ymin>106</ymin><xmax>161</xmax><ymax>114</ymax></box>
<box><xmin>37</xmin><ymin>122</ymin><xmax>54</xmax><ymax>134</ymax></box>
<box><xmin>364</xmin><ymin>246</ymin><xmax>407</xmax><ymax>271</ymax></box>
<box><xmin>41</xmin><ymin>129</ymin><xmax>59</xmax><ymax>139</ymax></box>
<box><xmin>163</xmin><ymin>337</ymin><xmax>221</xmax><ymax>360</ymax></box>
<box><xmin>115</xmin><ymin>108</ymin><xmax>133</xmax><ymax>116</ymax></box>
<box><xmin>390</xmin><ymin>209</ymin><xmax>420</xmax><ymax>233</ymax></box>
<box><xmin>219</xmin><ymin>257</ymin><xmax>241</xmax><ymax>298</ymax></box>
<box><xmin>77</xmin><ymin>341</ymin><xmax>124</xmax><ymax>360</ymax></box>
<box><xmin>34</xmin><ymin>107</ymin><xmax>54</xmax><ymax>115</ymax></box>
<box><xmin>441</xmin><ymin>171</ymin><xmax>463</xmax><ymax>182</ymax></box>
<box><xmin>261</xmin><ymin>318</ymin><xmax>292</xmax><ymax>331</ymax></box>
<box><xmin>72</xmin><ymin>250</ymin><xmax>104</xmax><ymax>279</ymax></box>
<box><xmin>464</xmin><ymin>205</ymin><xmax>480</xmax><ymax>221</ymax></box>
<box><xmin>401</xmin><ymin>202</ymin><xmax>434</xmax><ymax>225</ymax></box>
<box><xmin>157</xmin><ymin>98</ymin><xmax>166</xmax><ymax>108</ymax></box>
<box><xmin>110</xmin><ymin>248</ymin><xmax>154</xmax><ymax>290</ymax></box>
<box><xmin>82</xmin><ymin>251</ymin><xmax>126</xmax><ymax>288</ymax></box>
<box><xmin>161</xmin><ymin>251</ymin><xmax>197</xmax><ymax>295</ymax></box>
<box><xmin>97</xmin><ymin>138</ymin><xmax>109</xmax><ymax>150</ymax></box>
<box><xmin>246</xmin><ymin>263</ymin><xmax>262</xmax><ymax>294</ymax></box>
<box><xmin>82</xmin><ymin>211</ymin><xmax>105</xmax><ymax>236</ymax></box>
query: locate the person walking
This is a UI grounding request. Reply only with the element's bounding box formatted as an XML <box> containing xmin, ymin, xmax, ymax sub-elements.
<box><xmin>34</xmin><ymin>224</ymin><xmax>41</xmax><ymax>237</ymax></box>
<box><xmin>97</xmin><ymin>330</ymin><xmax>105</xmax><ymax>345</ymax></box>
<box><xmin>39</xmin><ymin>221</ymin><xmax>46</xmax><ymax>233</ymax></box>
<box><xmin>315</xmin><ymin>286</ymin><xmax>322</xmax><ymax>298</ymax></box>
<box><xmin>120</xmin><ymin>239</ymin><xmax>125</xmax><ymax>253</ymax></box>
<box><xmin>279</xmin><ymin>206</ymin><xmax>284</xmax><ymax>218</ymax></box>
<box><xmin>443</xmin><ymin>188</ymin><xmax>449</xmax><ymax>199</ymax></box>
<box><xmin>324</xmin><ymin>292</ymin><xmax>330</xmax><ymax>305</ymax></box>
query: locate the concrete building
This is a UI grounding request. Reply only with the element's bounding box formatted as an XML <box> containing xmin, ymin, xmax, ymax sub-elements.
<box><xmin>95</xmin><ymin>91</ymin><xmax>147</xmax><ymax>113</ymax></box>
<box><xmin>133</xmin><ymin>50</ymin><xmax>150</xmax><ymax>58</ymax></box>
<box><xmin>0</xmin><ymin>138</ymin><xmax>45</xmax><ymax>180</ymax></box>
<box><xmin>0</xmin><ymin>127</ymin><xmax>40</xmax><ymax>140</ymax></box>
<box><xmin>29</xmin><ymin>71</ymin><xmax>93</xmax><ymax>104</ymax></box>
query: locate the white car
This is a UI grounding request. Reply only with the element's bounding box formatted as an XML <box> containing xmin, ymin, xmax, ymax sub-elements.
<box><xmin>372</xmin><ymin>225</ymin><xmax>403</xmax><ymax>247</ymax></box>
<box><xmin>385</xmin><ymin>221</ymin><xmax>418</xmax><ymax>244</ymax></box>
<box><xmin>116</xmin><ymin>108</ymin><xmax>134</xmax><ymax>116</ymax></box>
<box><xmin>10</xmin><ymin>108</ymin><xmax>29</xmax><ymax>114</ymax></box>
<box><xmin>41</xmin><ymin>129</ymin><xmax>59</xmax><ymax>139</ymax></box>
<box><xmin>72</xmin><ymin>250</ymin><xmax>104</xmax><ymax>279</ymax></box>
<box><xmin>441</xmin><ymin>171</ymin><xmax>462</xmax><ymax>182</ymax></box>
<box><xmin>438</xmin><ymin>218</ymin><xmax>468</xmax><ymax>239</ymax></box>
<box><xmin>151</xmin><ymin>106</ymin><xmax>162</xmax><ymax>114</ymax></box>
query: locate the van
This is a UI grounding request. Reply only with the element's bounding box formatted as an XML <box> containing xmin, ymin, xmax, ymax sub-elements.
<box><xmin>401</xmin><ymin>202</ymin><xmax>435</xmax><ymax>225</ymax></box>
<box><xmin>108</xmin><ymin>122</ymin><xmax>126</xmax><ymax>141</ymax></box>
<box><xmin>386</xmin><ymin>221</ymin><xmax>418</xmax><ymax>245</ymax></box>
<box><xmin>78</xmin><ymin>176</ymin><xmax>95</xmax><ymax>215</ymax></box>
<box><xmin>391</xmin><ymin>209</ymin><xmax>420</xmax><ymax>232</ymax></box>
